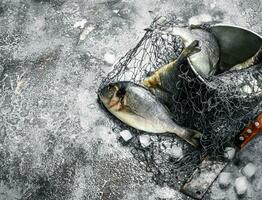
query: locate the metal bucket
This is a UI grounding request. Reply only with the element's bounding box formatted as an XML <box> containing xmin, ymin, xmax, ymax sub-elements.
<box><xmin>188</xmin><ymin>24</ymin><xmax>262</xmax><ymax>80</ymax></box>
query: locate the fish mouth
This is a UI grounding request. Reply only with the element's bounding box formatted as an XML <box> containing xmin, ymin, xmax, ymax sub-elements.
<box><xmin>108</xmin><ymin>99</ymin><xmax>120</xmax><ymax>109</ymax></box>
<box><xmin>97</xmin><ymin>84</ymin><xmax>121</xmax><ymax>110</ymax></box>
<box><xmin>99</xmin><ymin>94</ymin><xmax>122</xmax><ymax>112</ymax></box>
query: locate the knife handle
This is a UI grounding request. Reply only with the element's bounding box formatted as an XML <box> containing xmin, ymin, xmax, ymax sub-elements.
<box><xmin>236</xmin><ymin>113</ymin><xmax>262</xmax><ymax>149</ymax></box>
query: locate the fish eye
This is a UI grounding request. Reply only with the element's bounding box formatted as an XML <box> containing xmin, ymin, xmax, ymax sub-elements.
<box><xmin>107</xmin><ymin>84</ymin><xmax>115</xmax><ymax>91</ymax></box>
<box><xmin>116</xmin><ymin>87</ymin><xmax>126</xmax><ymax>97</ymax></box>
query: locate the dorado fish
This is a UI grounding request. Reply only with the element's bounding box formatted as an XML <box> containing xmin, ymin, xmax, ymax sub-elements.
<box><xmin>98</xmin><ymin>81</ymin><xmax>202</xmax><ymax>147</ymax></box>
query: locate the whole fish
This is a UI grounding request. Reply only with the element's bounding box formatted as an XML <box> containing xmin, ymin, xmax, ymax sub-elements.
<box><xmin>98</xmin><ymin>81</ymin><xmax>202</xmax><ymax>147</ymax></box>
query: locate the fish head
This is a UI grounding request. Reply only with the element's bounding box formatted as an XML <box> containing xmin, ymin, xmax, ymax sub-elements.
<box><xmin>98</xmin><ymin>82</ymin><xmax>128</xmax><ymax>111</ymax></box>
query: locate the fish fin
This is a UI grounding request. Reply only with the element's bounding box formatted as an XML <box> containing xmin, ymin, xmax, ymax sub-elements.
<box><xmin>176</xmin><ymin>40</ymin><xmax>201</xmax><ymax>65</ymax></box>
<box><xmin>187</xmin><ymin>47</ymin><xmax>201</xmax><ymax>57</ymax></box>
<box><xmin>183</xmin><ymin>40</ymin><xmax>201</xmax><ymax>57</ymax></box>
<box><xmin>183</xmin><ymin>128</ymin><xmax>202</xmax><ymax>148</ymax></box>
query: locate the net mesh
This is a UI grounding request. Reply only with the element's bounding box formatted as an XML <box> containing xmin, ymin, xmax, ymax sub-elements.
<box><xmin>99</xmin><ymin>16</ymin><xmax>262</xmax><ymax>188</ymax></box>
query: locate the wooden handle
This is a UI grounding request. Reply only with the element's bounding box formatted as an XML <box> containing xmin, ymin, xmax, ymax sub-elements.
<box><xmin>236</xmin><ymin>113</ymin><xmax>262</xmax><ymax>149</ymax></box>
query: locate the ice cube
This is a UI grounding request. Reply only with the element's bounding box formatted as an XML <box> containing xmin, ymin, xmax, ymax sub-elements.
<box><xmin>242</xmin><ymin>163</ymin><xmax>257</xmax><ymax>179</ymax></box>
<box><xmin>161</xmin><ymin>34</ymin><xmax>168</xmax><ymax>40</ymax></box>
<box><xmin>165</xmin><ymin>145</ymin><xmax>183</xmax><ymax>159</ymax></box>
<box><xmin>218</xmin><ymin>172</ymin><xmax>231</xmax><ymax>188</ymax></box>
<box><xmin>235</xmin><ymin>176</ymin><xmax>248</xmax><ymax>195</ymax></box>
<box><xmin>119</xmin><ymin>130</ymin><xmax>133</xmax><ymax>142</ymax></box>
<box><xmin>104</xmin><ymin>52</ymin><xmax>116</xmax><ymax>65</ymax></box>
<box><xmin>224</xmin><ymin>147</ymin><xmax>236</xmax><ymax>160</ymax></box>
<box><xmin>79</xmin><ymin>26</ymin><xmax>95</xmax><ymax>41</ymax></box>
<box><xmin>139</xmin><ymin>135</ymin><xmax>151</xmax><ymax>148</ymax></box>
<box><xmin>73</xmin><ymin>19</ymin><xmax>87</xmax><ymax>29</ymax></box>
<box><xmin>241</xmin><ymin>85</ymin><xmax>252</xmax><ymax>94</ymax></box>
<box><xmin>113</xmin><ymin>9</ymin><xmax>119</xmax><ymax>14</ymax></box>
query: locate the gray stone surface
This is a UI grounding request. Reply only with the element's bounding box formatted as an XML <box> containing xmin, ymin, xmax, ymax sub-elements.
<box><xmin>0</xmin><ymin>0</ymin><xmax>261</xmax><ymax>199</ymax></box>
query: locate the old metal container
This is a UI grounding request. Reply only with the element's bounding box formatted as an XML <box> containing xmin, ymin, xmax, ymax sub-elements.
<box><xmin>188</xmin><ymin>24</ymin><xmax>262</xmax><ymax>82</ymax></box>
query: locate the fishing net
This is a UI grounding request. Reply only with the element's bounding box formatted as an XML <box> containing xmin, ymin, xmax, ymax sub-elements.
<box><xmin>99</xmin><ymin>16</ymin><xmax>262</xmax><ymax>188</ymax></box>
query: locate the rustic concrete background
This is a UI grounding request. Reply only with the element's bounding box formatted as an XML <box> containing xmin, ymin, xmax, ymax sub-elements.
<box><xmin>0</xmin><ymin>0</ymin><xmax>261</xmax><ymax>199</ymax></box>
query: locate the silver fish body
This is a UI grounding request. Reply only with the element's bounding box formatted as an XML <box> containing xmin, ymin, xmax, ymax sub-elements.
<box><xmin>98</xmin><ymin>81</ymin><xmax>201</xmax><ymax>147</ymax></box>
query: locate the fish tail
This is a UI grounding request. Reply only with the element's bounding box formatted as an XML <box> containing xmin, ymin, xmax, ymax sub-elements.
<box><xmin>182</xmin><ymin>40</ymin><xmax>201</xmax><ymax>57</ymax></box>
<box><xmin>183</xmin><ymin>128</ymin><xmax>202</xmax><ymax>148</ymax></box>
<box><xmin>173</xmin><ymin>40</ymin><xmax>201</xmax><ymax>66</ymax></box>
